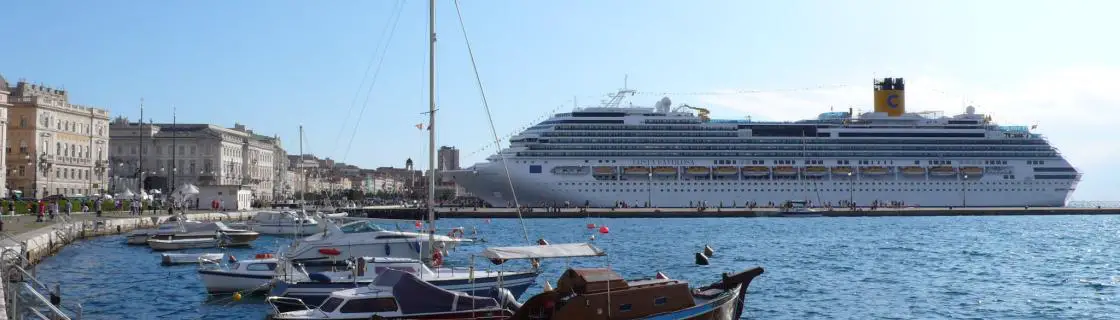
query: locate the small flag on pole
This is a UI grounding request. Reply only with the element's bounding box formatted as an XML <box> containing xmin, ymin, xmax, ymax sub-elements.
<box><xmin>426</xmin><ymin>123</ymin><xmax>432</xmax><ymax>131</ymax></box>
<box><xmin>415</xmin><ymin>123</ymin><xmax>424</xmax><ymax>130</ymax></box>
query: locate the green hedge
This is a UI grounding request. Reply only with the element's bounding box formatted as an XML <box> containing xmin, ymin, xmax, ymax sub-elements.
<box><xmin>0</xmin><ymin>199</ymin><xmax>159</xmax><ymax>214</ymax></box>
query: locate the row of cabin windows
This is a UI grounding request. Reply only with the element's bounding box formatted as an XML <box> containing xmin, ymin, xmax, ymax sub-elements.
<box><xmin>528</xmin><ymin>144</ymin><xmax>1054</xmax><ymax>152</ymax></box>
<box><xmin>517</xmin><ymin>151</ymin><xmax>1059</xmax><ymax>158</ymax></box>
<box><xmin>568</xmin><ymin>188</ymin><xmax>1053</xmax><ymax>193</ymax></box>
<box><xmin>558</xmin><ymin>181</ymin><xmax>1067</xmax><ymax>186</ymax></box>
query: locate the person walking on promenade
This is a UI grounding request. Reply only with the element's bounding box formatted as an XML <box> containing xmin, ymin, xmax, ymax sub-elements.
<box><xmin>95</xmin><ymin>198</ymin><xmax>103</xmax><ymax>217</ymax></box>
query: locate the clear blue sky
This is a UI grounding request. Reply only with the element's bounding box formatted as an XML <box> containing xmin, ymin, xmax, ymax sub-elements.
<box><xmin>2</xmin><ymin>0</ymin><xmax>1118</xmax><ymax>200</ymax></box>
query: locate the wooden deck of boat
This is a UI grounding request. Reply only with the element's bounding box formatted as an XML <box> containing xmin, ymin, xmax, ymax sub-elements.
<box><xmin>349</xmin><ymin>206</ymin><xmax>1120</xmax><ymax>219</ymax></box>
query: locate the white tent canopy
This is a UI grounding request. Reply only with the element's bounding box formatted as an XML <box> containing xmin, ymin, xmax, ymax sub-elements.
<box><xmin>481</xmin><ymin>243</ymin><xmax>606</xmax><ymax>260</ymax></box>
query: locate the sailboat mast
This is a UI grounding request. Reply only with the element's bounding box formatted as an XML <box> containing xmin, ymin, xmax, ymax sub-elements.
<box><xmin>299</xmin><ymin>125</ymin><xmax>306</xmax><ymax>213</ymax></box>
<box><xmin>426</xmin><ymin>0</ymin><xmax>437</xmax><ymax>248</ymax></box>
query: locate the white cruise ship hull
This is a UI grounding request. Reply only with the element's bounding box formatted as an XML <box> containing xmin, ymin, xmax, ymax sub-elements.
<box><xmin>447</xmin><ymin>161</ymin><xmax>1078</xmax><ymax>208</ymax></box>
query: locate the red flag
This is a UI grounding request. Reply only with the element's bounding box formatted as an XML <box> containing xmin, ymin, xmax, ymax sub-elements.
<box><xmin>415</xmin><ymin>123</ymin><xmax>423</xmax><ymax>130</ymax></box>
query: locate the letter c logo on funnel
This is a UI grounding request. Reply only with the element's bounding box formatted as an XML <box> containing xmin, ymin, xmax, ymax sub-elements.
<box><xmin>887</xmin><ymin>94</ymin><xmax>900</xmax><ymax>109</ymax></box>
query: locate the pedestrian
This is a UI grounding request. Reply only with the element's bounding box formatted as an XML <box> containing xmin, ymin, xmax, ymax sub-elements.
<box><xmin>95</xmin><ymin>198</ymin><xmax>103</xmax><ymax>217</ymax></box>
<box><xmin>7</xmin><ymin>202</ymin><xmax>13</xmax><ymax>216</ymax></box>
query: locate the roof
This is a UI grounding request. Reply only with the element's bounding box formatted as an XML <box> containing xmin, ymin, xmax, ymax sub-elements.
<box><xmin>481</xmin><ymin>243</ymin><xmax>606</xmax><ymax>260</ymax></box>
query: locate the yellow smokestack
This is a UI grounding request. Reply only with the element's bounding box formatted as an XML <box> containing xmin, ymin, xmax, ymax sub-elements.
<box><xmin>873</xmin><ymin>77</ymin><xmax>905</xmax><ymax>116</ymax></box>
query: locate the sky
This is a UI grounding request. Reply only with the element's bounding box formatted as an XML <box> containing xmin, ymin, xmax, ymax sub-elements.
<box><xmin>1</xmin><ymin>0</ymin><xmax>1118</xmax><ymax>200</ymax></box>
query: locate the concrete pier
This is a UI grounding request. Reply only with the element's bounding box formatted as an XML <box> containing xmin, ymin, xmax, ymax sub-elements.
<box><xmin>349</xmin><ymin>206</ymin><xmax>1120</xmax><ymax>219</ymax></box>
<box><xmin>0</xmin><ymin>211</ymin><xmax>258</xmax><ymax>319</ymax></box>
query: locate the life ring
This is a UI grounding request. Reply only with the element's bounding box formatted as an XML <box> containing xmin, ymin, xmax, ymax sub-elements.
<box><xmin>447</xmin><ymin>228</ymin><xmax>465</xmax><ymax>239</ymax></box>
<box><xmin>431</xmin><ymin>250</ymin><xmax>443</xmax><ymax>267</ymax></box>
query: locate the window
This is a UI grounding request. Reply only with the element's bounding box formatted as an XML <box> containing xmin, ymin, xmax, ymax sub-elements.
<box><xmin>178</xmin><ymin>146</ymin><xmax>185</xmax><ymax>155</ymax></box>
<box><xmin>529</xmin><ymin>165</ymin><xmax>542</xmax><ymax>174</ymax></box>
<box><xmin>619</xmin><ymin>304</ymin><xmax>632</xmax><ymax>312</ymax></box>
<box><xmin>245</xmin><ymin>263</ymin><xmax>277</xmax><ymax>271</ymax></box>
<box><xmin>19</xmin><ymin>140</ymin><xmax>27</xmax><ymax>154</ymax></box>
<box><xmin>654</xmin><ymin>297</ymin><xmax>668</xmax><ymax>305</ymax></box>
<box><xmin>190</xmin><ymin>146</ymin><xmax>196</xmax><ymax>154</ymax></box>
<box><xmin>338</xmin><ymin>298</ymin><xmax>398</xmax><ymax>313</ymax></box>
<box><xmin>317</xmin><ymin>297</ymin><xmax>345</xmax><ymax>313</ymax></box>
<box><xmin>19</xmin><ymin>116</ymin><xmax>26</xmax><ymax>128</ymax></box>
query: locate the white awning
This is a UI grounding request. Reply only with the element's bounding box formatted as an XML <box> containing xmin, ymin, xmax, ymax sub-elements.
<box><xmin>481</xmin><ymin>243</ymin><xmax>606</xmax><ymax>260</ymax></box>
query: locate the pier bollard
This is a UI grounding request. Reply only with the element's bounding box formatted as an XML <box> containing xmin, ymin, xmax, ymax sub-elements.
<box><xmin>116</xmin><ymin>225</ymin><xmax>121</xmax><ymax>234</ymax></box>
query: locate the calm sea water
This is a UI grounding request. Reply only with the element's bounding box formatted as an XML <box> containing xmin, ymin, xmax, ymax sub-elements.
<box><xmin>33</xmin><ymin>216</ymin><xmax>1120</xmax><ymax>319</ymax></box>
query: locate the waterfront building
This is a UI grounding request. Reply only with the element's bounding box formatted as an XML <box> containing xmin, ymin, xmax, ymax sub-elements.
<box><xmin>4</xmin><ymin>79</ymin><xmax>110</xmax><ymax>199</ymax></box>
<box><xmin>108</xmin><ymin>120</ymin><xmax>281</xmax><ymax>202</ymax></box>
<box><xmin>0</xmin><ymin>74</ymin><xmax>10</xmax><ymax>197</ymax></box>
<box><xmin>448</xmin><ymin>78</ymin><xmax>1080</xmax><ymax>208</ymax></box>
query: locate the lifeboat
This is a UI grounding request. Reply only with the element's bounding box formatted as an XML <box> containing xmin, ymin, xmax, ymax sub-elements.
<box><xmin>773</xmin><ymin>166</ymin><xmax>798</xmax><ymax>176</ymax></box>
<box><xmin>685</xmin><ymin>166</ymin><xmax>711</xmax><ymax>175</ymax></box>
<box><xmin>551</xmin><ymin>166</ymin><xmax>589</xmax><ymax>175</ymax></box>
<box><xmin>592</xmin><ymin>166</ymin><xmax>616</xmax><ymax>175</ymax></box>
<box><xmin>623</xmin><ymin>166</ymin><xmax>650</xmax><ymax>175</ymax></box>
<box><xmin>861</xmin><ymin>166</ymin><xmax>889</xmax><ymax>175</ymax></box>
<box><xmin>961</xmin><ymin>167</ymin><xmax>984</xmax><ymax>176</ymax></box>
<box><xmin>929</xmin><ymin>166</ymin><xmax>957</xmax><ymax>176</ymax></box>
<box><xmin>741</xmin><ymin>166</ymin><xmax>769</xmax><ymax>176</ymax></box>
<box><xmin>715</xmin><ymin>166</ymin><xmax>739</xmax><ymax>175</ymax></box>
<box><xmin>803</xmin><ymin>166</ymin><xmax>828</xmax><ymax>176</ymax></box>
<box><xmin>653</xmin><ymin>166</ymin><xmax>678</xmax><ymax>175</ymax></box>
<box><xmin>831</xmin><ymin>166</ymin><xmax>853</xmax><ymax>175</ymax></box>
<box><xmin>902</xmin><ymin>166</ymin><xmax>925</xmax><ymax>175</ymax></box>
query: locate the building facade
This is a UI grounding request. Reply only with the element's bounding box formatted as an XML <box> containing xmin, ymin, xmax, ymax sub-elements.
<box><xmin>0</xmin><ymin>74</ymin><xmax>10</xmax><ymax>197</ymax></box>
<box><xmin>5</xmin><ymin>81</ymin><xmax>110</xmax><ymax>198</ymax></box>
<box><xmin>108</xmin><ymin>120</ymin><xmax>281</xmax><ymax>202</ymax></box>
<box><xmin>438</xmin><ymin>146</ymin><xmax>460</xmax><ymax>171</ymax></box>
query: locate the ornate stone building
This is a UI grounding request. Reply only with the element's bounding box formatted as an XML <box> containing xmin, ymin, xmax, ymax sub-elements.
<box><xmin>0</xmin><ymin>74</ymin><xmax>10</xmax><ymax>196</ymax></box>
<box><xmin>5</xmin><ymin>80</ymin><xmax>110</xmax><ymax>198</ymax></box>
<box><xmin>108</xmin><ymin>121</ymin><xmax>283</xmax><ymax>202</ymax></box>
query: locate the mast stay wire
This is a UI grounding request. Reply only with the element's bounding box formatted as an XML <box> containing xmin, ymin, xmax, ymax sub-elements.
<box><xmin>452</xmin><ymin>0</ymin><xmax>530</xmax><ymax>245</ymax></box>
<box><xmin>331</xmin><ymin>0</ymin><xmax>406</xmax><ymax>156</ymax></box>
<box><xmin>341</xmin><ymin>0</ymin><xmax>407</xmax><ymax>163</ymax></box>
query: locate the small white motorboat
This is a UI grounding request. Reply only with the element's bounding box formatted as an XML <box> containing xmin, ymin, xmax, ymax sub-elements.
<box><xmin>197</xmin><ymin>253</ymin><xmax>279</xmax><ymax>294</ymax></box>
<box><xmin>247</xmin><ymin>211</ymin><xmax>322</xmax><ymax>236</ymax></box>
<box><xmin>160</xmin><ymin>253</ymin><xmax>224</xmax><ymax>265</ymax></box>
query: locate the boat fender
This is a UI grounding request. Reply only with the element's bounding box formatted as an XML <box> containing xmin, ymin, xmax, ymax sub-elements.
<box><xmin>309</xmin><ymin>273</ymin><xmax>332</xmax><ymax>283</ymax></box>
<box><xmin>228</xmin><ymin>255</ymin><xmax>237</xmax><ymax>263</ymax></box>
<box><xmin>384</xmin><ymin>243</ymin><xmax>391</xmax><ymax>256</ymax></box>
<box><xmin>703</xmin><ymin>244</ymin><xmax>715</xmax><ymax>258</ymax></box>
<box><xmin>431</xmin><ymin>251</ymin><xmax>443</xmax><ymax>267</ymax></box>
<box><xmin>695</xmin><ymin>252</ymin><xmax>710</xmax><ymax>266</ymax></box>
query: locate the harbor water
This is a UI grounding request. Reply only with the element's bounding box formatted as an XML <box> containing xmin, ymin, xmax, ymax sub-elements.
<box><xmin>33</xmin><ymin>215</ymin><xmax>1120</xmax><ymax>319</ymax></box>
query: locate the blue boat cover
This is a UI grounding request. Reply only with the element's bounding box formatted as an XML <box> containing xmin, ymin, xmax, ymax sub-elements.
<box><xmin>374</xmin><ymin>269</ymin><xmax>500</xmax><ymax>314</ymax></box>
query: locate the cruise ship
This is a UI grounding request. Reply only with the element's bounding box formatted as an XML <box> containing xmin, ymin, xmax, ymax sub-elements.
<box><xmin>446</xmin><ymin>78</ymin><xmax>1080</xmax><ymax>208</ymax></box>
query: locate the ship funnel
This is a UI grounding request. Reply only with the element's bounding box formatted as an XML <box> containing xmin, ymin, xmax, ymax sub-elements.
<box><xmin>873</xmin><ymin>77</ymin><xmax>905</xmax><ymax>116</ymax></box>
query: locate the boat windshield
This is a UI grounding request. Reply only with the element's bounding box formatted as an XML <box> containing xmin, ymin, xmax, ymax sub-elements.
<box><xmin>339</xmin><ymin>221</ymin><xmax>386</xmax><ymax>234</ymax></box>
<box><xmin>318</xmin><ymin>297</ymin><xmax>345</xmax><ymax>313</ymax></box>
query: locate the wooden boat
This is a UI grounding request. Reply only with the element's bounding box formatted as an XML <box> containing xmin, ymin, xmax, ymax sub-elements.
<box><xmin>861</xmin><ymin>166</ymin><xmax>889</xmax><ymax>175</ymax></box>
<box><xmin>653</xmin><ymin>166</ymin><xmax>678</xmax><ymax>175</ymax></box>
<box><xmin>961</xmin><ymin>167</ymin><xmax>984</xmax><ymax>176</ymax></box>
<box><xmin>592</xmin><ymin>166</ymin><xmax>616</xmax><ymax>175</ymax></box>
<box><xmin>512</xmin><ymin>267</ymin><xmax>764</xmax><ymax>320</ymax></box>
<box><xmin>741</xmin><ymin>166</ymin><xmax>769</xmax><ymax>176</ymax></box>
<box><xmin>901</xmin><ymin>166</ymin><xmax>926</xmax><ymax>175</ymax></box>
<box><xmin>803</xmin><ymin>166</ymin><xmax>828</xmax><ymax>176</ymax></box>
<box><xmin>623</xmin><ymin>166</ymin><xmax>650</xmax><ymax>175</ymax></box>
<box><xmin>773</xmin><ymin>166</ymin><xmax>797</xmax><ymax>176</ymax></box>
<box><xmin>714</xmin><ymin>166</ymin><xmax>739</xmax><ymax>175</ymax></box>
<box><xmin>831</xmin><ymin>166</ymin><xmax>853</xmax><ymax>175</ymax></box>
<box><xmin>685</xmin><ymin>166</ymin><xmax>711</xmax><ymax>175</ymax></box>
<box><xmin>929</xmin><ymin>166</ymin><xmax>957</xmax><ymax>176</ymax></box>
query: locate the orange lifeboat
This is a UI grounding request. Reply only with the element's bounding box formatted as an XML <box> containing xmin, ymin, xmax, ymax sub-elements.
<box><xmin>902</xmin><ymin>166</ymin><xmax>925</xmax><ymax>175</ymax></box>
<box><xmin>929</xmin><ymin>166</ymin><xmax>957</xmax><ymax>176</ymax></box>
<box><xmin>623</xmin><ymin>166</ymin><xmax>649</xmax><ymax>175</ymax></box>
<box><xmin>714</xmin><ymin>166</ymin><xmax>739</xmax><ymax>175</ymax></box>
<box><xmin>861</xmin><ymin>166</ymin><xmax>889</xmax><ymax>175</ymax></box>
<box><xmin>803</xmin><ymin>166</ymin><xmax>828</xmax><ymax>176</ymax></box>
<box><xmin>653</xmin><ymin>166</ymin><xmax>677</xmax><ymax>175</ymax></box>
<box><xmin>773</xmin><ymin>166</ymin><xmax>797</xmax><ymax>176</ymax></box>
<box><xmin>961</xmin><ymin>167</ymin><xmax>984</xmax><ymax>176</ymax></box>
<box><xmin>831</xmin><ymin>166</ymin><xmax>853</xmax><ymax>175</ymax></box>
<box><xmin>741</xmin><ymin>166</ymin><xmax>769</xmax><ymax>176</ymax></box>
<box><xmin>685</xmin><ymin>166</ymin><xmax>711</xmax><ymax>175</ymax></box>
<box><xmin>592</xmin><ymin>166</ymin><xmax>616</xmax><ymax>175</ymax></box>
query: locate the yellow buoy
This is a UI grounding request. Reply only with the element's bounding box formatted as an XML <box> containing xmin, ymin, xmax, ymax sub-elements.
<box><xmin>232</xmin><ymin>292</ymin><xmax>242</xmax><ymax>302</ymax></box>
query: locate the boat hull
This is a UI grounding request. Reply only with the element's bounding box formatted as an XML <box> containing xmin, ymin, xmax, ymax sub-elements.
<box><xmin>285</xmin><ymin>239</ymin><xmax>464</xmax><ymax>262</ymax></box>
<box><xmin>198</xmin><ymin>269</ymin><xmax>274</xmax><ymax>294</ymax></box>
<box><xmin>161</xmin><ymin>253</ymin><xmax>224</xmax><ymax>265</ymax></box>
<box><xmin>126</xmin><ymin>234</ymin><xmax>150</xmax><ymax>245</ymax></box>
<box><xmin>269</xmin><ymin>309</ymin><xmax>514</xmax><ymax>320</ymax></box>
<box><xmin>269</xmin><ymin>271</ymin><xmax>537</xmax><ymax>313</ymax></box>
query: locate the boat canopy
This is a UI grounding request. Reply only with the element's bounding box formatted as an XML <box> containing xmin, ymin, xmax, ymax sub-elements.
<box><xmin>481</xmin><ymin>243</ymin><xmax>606</xmax><ymax>260</ymax></box>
